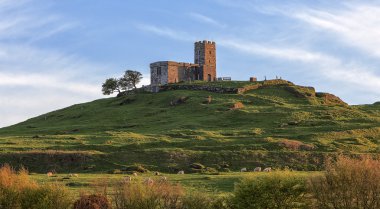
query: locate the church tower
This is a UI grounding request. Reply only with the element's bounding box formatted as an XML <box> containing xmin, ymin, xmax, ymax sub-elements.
<box><xmin>194</xmin><ymin>40</ymin><xmax>216</xmax><ymax>81</ymax></box>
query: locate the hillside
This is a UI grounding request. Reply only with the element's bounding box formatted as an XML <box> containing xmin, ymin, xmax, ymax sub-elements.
<box><xmin>0</xmin><ymin>80</ymin><xmax>379</xmax><ymax>173</ymax></box>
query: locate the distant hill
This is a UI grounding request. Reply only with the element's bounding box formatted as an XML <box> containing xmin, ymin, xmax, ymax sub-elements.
<box><xmin>0</xmin><ymin>80</ymin><xmax>379</xmax><ymax>173</ymax></box>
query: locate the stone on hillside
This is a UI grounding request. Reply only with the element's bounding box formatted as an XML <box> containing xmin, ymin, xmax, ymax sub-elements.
<box><xmin>263</xmin><ymin>167</ymin><xmax>272</xmax><ymax>172</ymax></box>
<box><xmin>190</xmin><ymin>162</ymin><xmax>205</xmax><ymax>170</ymax></box>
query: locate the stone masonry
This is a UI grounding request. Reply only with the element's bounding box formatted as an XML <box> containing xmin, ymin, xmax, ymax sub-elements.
<box><xmin>194</xmin><ymin>40</ymin><xmax>216</xmax><ymax>82</ymax></box>
<box><xmin>150</xmin><ymin>40</ymin><xmax>216</xmax><ymax>92</ymax></box>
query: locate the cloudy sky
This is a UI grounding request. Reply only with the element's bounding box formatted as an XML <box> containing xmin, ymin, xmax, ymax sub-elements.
<box><xmin>1</xmin><ymin>0</ymin><xmax>380</xmax><ymax>127</ymax></box>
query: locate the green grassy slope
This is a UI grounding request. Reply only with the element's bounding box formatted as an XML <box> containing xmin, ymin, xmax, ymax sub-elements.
<box><xmin>0</xmin><ymin>81</ymin><xmax>379</xmax><ymax>173</ymax></box>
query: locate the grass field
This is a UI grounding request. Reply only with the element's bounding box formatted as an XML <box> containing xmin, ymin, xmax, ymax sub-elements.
<box><xmin>29</xmin><ymin>171</ymin><xmax>318</xmax><ymax>196</ymax></box>
<box><xmin>0</xmin><ymin>80</ymin><xmax>378</xmax><ymax>194</ymax></box>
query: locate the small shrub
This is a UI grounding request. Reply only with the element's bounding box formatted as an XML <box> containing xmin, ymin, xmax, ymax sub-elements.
<box><xmin>182</xmin><ymin>192</ymin><xmax>212</xmax><ymax>209</ymax></box>
<box><xmin>203</xmin><ymin>95</ymin><xmax>212</xmax><ymax>104</ymax></box>
<box><xmin>219</xmin><ymin>161</ymin><xmax>230</xmax><ymax>168</ymax></box>
<box><xmin>170</xmin><ymin>96</ymin><xmax>189</xmax><ymax>106</ymax></box>
<box><xmin>251</xmin><ymin>128</ymin><xmax>264</xmax><ymax>136</ymax></box>
<box><xmin>201</xmin><ymin>167</ymin><xmax>219</xmax><ymax>175</ymax></box>
<box><xmin>113</xmin><ymin>181</ymin><xmax>184</xmax><ymax>209</ymax></box>
<box><xmin>182</xmin><ymin>192</ymin><xmax>232</xmax><ymax>209</ymax></box>
<box><xmin>122</xmin><ymin>164</ymin><xmax>149</xmax><ymax>173</ymax></box>
<box><xmin>20</xmin><ymin>184</ymin><xmax>72</xmax><ymax>209</ymax></box>
<box><xmin>221</xmin><ymin>168</ymin><xmax>231</xmax><ymax>172</ymax></box>
<box><xmin>73</xmin><ymin>194</ymin><xmax>111</xmax><ymax>209</ymax></box>
<box><xmin>231</xmin><ymin>171</ymin><xmax>308</xmax><ymax>209</ymax></box>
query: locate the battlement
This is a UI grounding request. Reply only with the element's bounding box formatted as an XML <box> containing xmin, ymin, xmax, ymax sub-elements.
<box><xmin>195</xmin><ymin>40</ymin><xmax>216</xmax><ymax>45</ymax></box>
<box><xmin>150</xmin><ymin>61</ymin><xmax>199</xmax><ymax>67</ymax></box>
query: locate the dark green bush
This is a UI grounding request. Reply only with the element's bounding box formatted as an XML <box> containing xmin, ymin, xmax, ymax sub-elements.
<box><xmin>122</xmin><ymin>164</ymin><xmax>149</xmax><ymax>173</ymax></box>
<box><xmin>19</xmin><ymin>185</ymin><xmax>72</xmax><ymax>209</ymax></box>
<box><xmin>182</xmin><ymin>192</ymin><xmax>231</xmax><ymax>209</ymax></box>
<box><xmin>231</xmin><ymin>171</ymin><xmax>308</xmax><ymax>209</ymax></box>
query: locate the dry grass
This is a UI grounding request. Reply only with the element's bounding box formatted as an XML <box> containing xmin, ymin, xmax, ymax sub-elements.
<box><xmin>278</xmin><ymin>139</ymin><xmax>315</xmax><ymax>151</ymax></box>
<box><xmin>0</xmin><ymin>164</ymin><xmax>36</xmax><ymax>190</ymax></box>
<box><xmin>309</xmin><ymin>156</ymin><xmax>380</xmax><ymax>209</ymax></box>
<box><xmin>113</xmin><ymin>180</ymin><xmax>184</xmax><ymax>209</ymax></box>
<box><xmin>0</xmin><ymin>164</ymin><xmax>72</xmax><ymax>209</ymax></box>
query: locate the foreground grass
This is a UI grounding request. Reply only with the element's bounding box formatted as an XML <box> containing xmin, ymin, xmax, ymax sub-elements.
<box><xmin>2</xmin><ymin>156</ymin><xmax>380</xmax><ymax>208</ymax></box>
<box><xmin>29</xmin><ymin>172</ymin><xmax>316</xmax><ymax>195</ymax></box>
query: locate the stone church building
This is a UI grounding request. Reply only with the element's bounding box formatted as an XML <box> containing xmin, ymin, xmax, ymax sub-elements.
<box><xmin>150</xmin><ymin>40</ymin><xmax>216</xmax><ymax>92</ymax></box>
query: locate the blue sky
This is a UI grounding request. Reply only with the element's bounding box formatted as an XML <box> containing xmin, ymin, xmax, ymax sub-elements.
<box><xmin>1</xmin><ymin>0</ymin><xmax>380</xmax><ymax>127</ymax></box>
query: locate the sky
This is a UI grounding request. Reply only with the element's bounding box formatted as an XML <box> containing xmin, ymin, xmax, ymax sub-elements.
<box><xmin>1</xmin><ymin>0</ymin><xmax>380</xmax><ymax>128</ymax></box>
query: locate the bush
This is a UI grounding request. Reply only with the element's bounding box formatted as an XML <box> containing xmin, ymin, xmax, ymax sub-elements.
<box><xmin>73</xmin><ymin>194</ymin><xmax>111</xmax><ymax>209</ymax></box>
<box><xmin>182</xmin><ymin>192</ymin><xmax>212</xmax><ymax>209</ymax></box>
<box><xmin>0</xmin><ymin>165</ymin><xmax>72</xmax><ymax>209</ymax></box>
<box><xmin>20</xmin><ymin>184</ymin><xmax>72</xmax><ymax>209</ymax></box>
<box><xmin>201</xmin><ymin>167</ymin><xmax>219</xmax><ymax>175</ymax></box>
<box><xmin>231</xmin><ymin>171</ymin><xmax>308</xmax><ymax>209</ymax></box>
<box><xmin>182</xmin><ymin>192</ymin><xmax>231</xmax><ymax>209</ymax></box>
<box><xmin>122</xmin><ymin>164</ymin><xmax>149</xmax><ymax>173</ymax></box>
<box><xmin>309</xmin><ymin>156</ymin><xmax>380</xmax><ymax>209</ymax></box>
<box><xmin>113</xmin><ymin>180</ymin><xmax>229</xmax><ymax>209</ymax></box>
<box><xmin>113</xmin><ymin>180</ymin><xmax>184</xmax><ymax>209</ymax></box>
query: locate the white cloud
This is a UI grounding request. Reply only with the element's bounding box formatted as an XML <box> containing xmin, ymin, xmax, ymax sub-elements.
<box><xmin>0</xmin><ymin>89</ymin><xmax>98</xmax><ymax>128</ymax></box>
<box><xmin>0</xmin><ymin>72</ymin><xmax>100</xmax><ymax>95</ymax></box>
<box><xmin>220</xmin><ymin>38</ymin><xmax>380</xmax><ymax>97</ymax></box>
<box><xmin>188</xmin><ymin>12</ymin><xmax>226</xmax><ymax>28</ymax></box>
<box><xmin>0</xmin><ymin>1</ymin><xmax>108</xmax><ymax>128</ymax></box>
<box><xmin>292</xmin><ymin>4</ymin><xmax>380</xmax><ymax>58</ymax></box>
<box><xmin>0</xmin><ymin>0</ymin><xmax>69</xmax><ymax>41</ymax></box>
<box><xmin>218</xmin><ymin>38</ymin><xmax>328</xmax><ymax>62</ymax></box>
<box><xmin>140</xmin><ymin>74</ymin><xmax>150</xmax><ymax>87</ymax></box>
<box><xmin>136</xmin><ymin>24</ymin><xmax>193</xmax><ymax>41</ymax></box>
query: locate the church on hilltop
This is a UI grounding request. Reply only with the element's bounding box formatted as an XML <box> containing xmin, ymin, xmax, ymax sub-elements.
<box><xmin>150</xmin><ymin>40</ymin><xmax>217</xmax><ymax>92</ymax></box>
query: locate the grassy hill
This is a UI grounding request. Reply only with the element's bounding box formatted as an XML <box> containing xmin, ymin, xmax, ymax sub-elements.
<box><xmin>0</xmin><ymin>80</ymin><xmax>379</xmax><ymax>173</ymax></box>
